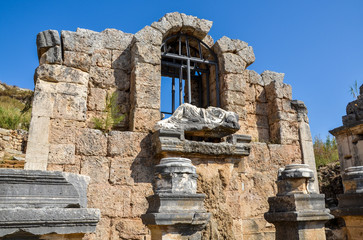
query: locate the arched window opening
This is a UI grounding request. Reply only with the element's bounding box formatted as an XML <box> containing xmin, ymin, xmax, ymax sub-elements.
<box><xmin>160</xmin><ymin>34</ymin><xmax>219</xmax><ymax>118</ymax></box>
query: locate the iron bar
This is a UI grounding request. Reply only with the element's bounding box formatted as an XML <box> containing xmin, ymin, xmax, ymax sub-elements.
<box><xmin>187</xmin><ymin>58</ymin><xmax>191</xmax><ymax>104</ymax></box>
<box><xmin>160</xmin><ymin>33</ymin><xmax>220</xmax><ymax>112</ymax></box>
<box><xmin>198</xmin><ymin>41</ymin><xmax>202</xmax><ymax>59</ymax></box>
<box><xmin>206</xmin><ymin>71</ymin><xmax>210</xmax><ymax>106</ymax></box>
<box><xmin>178</xmin><ymin>35</ymin><xmax>181</xmax><ymax>56</ymax></box>
<box><xmin>215</xmin><ymin>66</ymin><xmax>220</xmax><ymax>107</ymax></box>
<box><xmin>179</xmin><ymin>63</ymin><xmax>183</xmax><ymax>105</ymax></box>
<box><xmin>172</xmin><ymin>77</ymin><xmax>175</xmax><ymax>112</ymax></box>
<box><xmin>162</xmin><ymin>52</ymin><xmax>217</xmax><ymax>65</ymax></box>
<box><xmin>198</xmin><ymin>72</ymin><xmax>202</xmax><ymax>107</ymax></box>
<box><xmin>161</xmin><ymin>60</ymin><xmax>209</xmax><ymax>73</ymax></box>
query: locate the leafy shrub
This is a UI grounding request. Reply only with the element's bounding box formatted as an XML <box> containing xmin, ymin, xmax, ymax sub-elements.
<box><xmin>313</xmin><ymin>135</ymin><xmax>339</xmax><ymax>168</ymax></box>
<box><xmin>92</xmin><ymin>92</ymin><xmax>124</xmax><ymax>133</ymax></box>
<box><xmin>0</xmin><ymin>96</ymin><xmax>31</xmax><ymax>130</ymax></box>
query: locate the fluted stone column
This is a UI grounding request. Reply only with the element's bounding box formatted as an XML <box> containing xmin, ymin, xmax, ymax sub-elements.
<box><xmin>332</xmin><ymin>166</ymin><xmax>363</xmax><ymax>239</ymax></box>
<box><xmin>142</xmin><ymin>157</ymin><xmax>210</xmax><ymax>240</ymax></box>
<box><xmin>265</xmin><ymin>164</ymin><xmax>333</xmax><ymax>240</ymax></box>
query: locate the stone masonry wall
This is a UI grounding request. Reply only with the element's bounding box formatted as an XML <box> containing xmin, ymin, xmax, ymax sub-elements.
<box><xmin>0</xmin><ymin>128</ymin><xmax>27</xmax><ymax>168</ymax></box>
<box><xmin>24</xmin><ymin>13</ymin><xmax>313</xmax><ymax>239</ymax></box>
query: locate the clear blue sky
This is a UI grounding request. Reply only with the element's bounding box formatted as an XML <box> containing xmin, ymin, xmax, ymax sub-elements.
<box><xmin>1</xmin><ymin>0</ymin><xmax>362</xmax><ymax>139</ymax></box>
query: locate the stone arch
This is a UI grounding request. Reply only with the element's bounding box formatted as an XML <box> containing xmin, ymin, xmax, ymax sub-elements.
<box><xmin>129</xmin><ymin>13</ymin><xmax>215</xmax><ymax>132</ymax></box>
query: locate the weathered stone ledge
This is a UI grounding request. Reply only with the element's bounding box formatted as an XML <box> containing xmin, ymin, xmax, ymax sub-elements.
<box><xmin>0</xmin><ymin>208</ymin><xmax>100</xmax><ymax>237</ymax></box>
<box><xmin>153</xmin><ymin>129</ymin><xmax>251</xmax><ymax>158</ymax></box>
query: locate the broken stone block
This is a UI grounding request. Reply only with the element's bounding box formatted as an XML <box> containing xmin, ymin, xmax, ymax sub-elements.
<box><xmin>261</xmin><ymin>70</ymin><xmax>285</xmax><ymax>85</ymax></box>
<box><xmin>143</xmin><ymin>157</ymin><xmax>210</xmax><ymax>240</ymax></box>
<box><xmin>237</xmin><ymin>46</ymin><xmax>255</xmax><ymax>67</ymax></box>
<box><xmin>36</xmin><ymin>30</ymin><xmax>61</xmax><ymax>61</ymax></box>
<box><xmin>39</xmin><ymin>45</ymin><xmax>62</xmax><ymax>65</ymax></box>
<box><xmin>154</xmin><ymin>103</ymin><xmax>240</xmax><ymax>138</ymax></box>
<box><xmin>265</xmin><ymin>164</ymin><xmax>333</xmax><ymax>240</ymax></box>
<box><xmin>0</xmin><ymin>169</ymin><xmax>100</xmax><ymax>238</ymax></box>
<box><xmin>332</xmin><ymin>166</ymin><xmax>363</xmax><ymax>239</ymax></box>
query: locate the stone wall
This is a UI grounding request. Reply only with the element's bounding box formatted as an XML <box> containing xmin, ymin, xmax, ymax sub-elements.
<box><xmin>23</xmin><ymin>13</ymin><xmax>317</xmax><ymax>239</ymax></box>
<box><xmin>0</xmin><ymin>128</ymin><xmax>27</xmax><ymax>168</ymax></box>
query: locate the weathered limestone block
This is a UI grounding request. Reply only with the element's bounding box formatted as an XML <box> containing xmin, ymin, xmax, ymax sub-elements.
<box><xmin>131</xmin><ymin>41</ymin><xmax>161</xmax><ymax>65</ymax></box>
<box><xmin>265</xmin><ymin>81</ymin><xmax>292</xmax><ymax>101</ymax></box>
<box><xmin>89</xmin><ymin>66</ymin><xmax>129</xmax><ymax>90</ymax></box>
<box><xmin>130</xmin><ymin>63</ymin><xmax>161</xmax><ymax>87</ymax></box>
<box><xmin>61</xmin><ymin>29</ymin><xmax>102</xmax><ymax>54</ymax></box>
<box><xmin>49</xmin><ymin>119</ymin><xmax>82</xmax><ymax>144</ymax></box>
<box><xmin>87</xmin><ymin>183</ymin><xmax>132</xmax><ymax>218</ymax></box>
<box><xmin>37</xmin><ymin>30</ymin><xmax>61</xmax><ymax>51</ymax></box>
<box><xmin>35</xmin><ymin>64</ymin><xmax>89</xmax><ymax>86</ymax></box>
<box><xmin>114</xmin><ymin>218</ymin><xmax>150</xmax><ymax>240</ymax></box>
<box><xmin>130</xmin><ymin>108</ymin><xmax>161</xmax><ymax>132</ymax></box>
<box><xmin>31</xmin><ymin>81</ymin><xmax>56</xmax><ymax>118</ymax></box>
<box><xmin>111</xmin><ymin>49</ymin><xmax>131</xmax><ymax>71</ymax></box>
<box><xmin>291</xmin><ymin>100</ymin><xmax>320</xmax><ymax>193</ymax></box>
<box><xmin>180</xmin><ymin>13</ymin><xmax>212</xmax><ymax>39</ymax></box>
<box><xmin>265</xmin><ymin>164</ymin><xmax>333</xmax><ymax>240</ymax></box>
<box><xmin>151</xmin><ymin>12</ymin><xmax>182</xmax><ymax>36</ymax></box>
<box><xmin>48</xmin><ymin>143</ymin><xmax>76</xmax><ymax>165</ymax></box>
<box><xmin>220</xmin><ymin>74</ymin><xmax>246</xmax><ymax>92</ymax></box>
<box><xmin>39</xmin><ymin>46</ymin><xmax>62</xmax><ymax>65</ymax></box>
<box><xmin>269</xmin><ymin>120</ymin><xmax>299</xmax><ymax>145</ymax></box>
<box><xmin>107</xmin><ymin>131</ymin><xmax>151</xmax><ymax>158</ymax></box>
<box><xmin>261</xmin><ymin>70</ymin><xmax>285</xmax><ymax>85</ymax></box>
<box><xmin>36</xmin><ymin>30</ymin><xmax>62</xmax><ymax>64</ymax></box>
<box><xmin>248</xmin><ymin>70</ymin><xmax>264</xmax><ymax>86</ymax></box>
<box><xmin>134</xmin><ymin>25</ymin><xmax>163</xmax><ymax>46</ymax></box>
<box><xmin>130</xmin><ymin>83</ymin><xmax>160</xmax><ymax>109</ymax></box>
<box><xmin>53</xmin><ymin>91</ymin><xmax>87</xmax><ymax>121</ymax></box>
<box><xmin>108</xmin><ymin>157</ymin><xmax>134</xmax><ymax>186</ymax></box>
<box><xmin>220</xmin><ymin>90</ymin><xmax>246</xmax><ymax>108</ymax></box>
<box><xmin>63</xmin><ymin>51</ymin><xmax>92</xmax><ymax>72</ymax></box>
<box><xmin>75</xmin><ymin>129</ymin><xmax>107</xmax><ymax>156</ymax></box>
<box><xmin>212</xmin><ymin>36</ymin><xmax>248</xmax><ymax>54</ymax></box>
<box><xmin>237</xmin><ymin>45</ymin><xmax>255</xmax><ymax>67</ymax></box>
<box><xmin>25</xmin><ymin>116</ymin><xmax>50</xmax><ymax>170</ymax></box>
<box><xmin>100</xmin><ymin>28</ymin><xmax>133</xmax><ymax>51</ymax></box>
<box><xmin>268</xmin><ymin>144</ymin><xmax>302</xmax><ymax>166</ymax></box>
<box><xmin>80</xmin><ymin>156</ymin><xmax>109</xmax><ymax>184</ymax></box>
<box><xmin>87</xmin><ymin>87</ymin><xmax>107</xmax><ymax>111</ymax></box>
<box><xmin>0</xmin><ymin>169</ymin><xmax>100</xmax><ymax>238</ymax></box>
<box><xmin>91</xmin><ymin>48</ymin><xmax>111</xmax><ymax>68</ymax></box>
<box><xmin>155</xmin><ymin>103</ymin><xmax>240</xmax><ymax>138</ymax></box>
<box><xmin>219</xmin><ymin>53</ymin><xmax>246</xmax><ymax>74</ymax></box>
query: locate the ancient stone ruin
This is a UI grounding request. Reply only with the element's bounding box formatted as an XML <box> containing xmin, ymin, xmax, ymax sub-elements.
<box><xmin>0</xmin><ymin>12</ymin><xmax>335</xmax><ymax>239</ymax></box>
<box><xmin>330</xmin><ymin>85</ymin><xmax>363</xmax><ymax>240</ymax></box>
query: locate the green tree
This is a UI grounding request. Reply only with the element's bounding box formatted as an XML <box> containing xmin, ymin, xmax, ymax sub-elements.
<box><xmin>313</xmin><ymin>135</ymin><xmax>339</xmax><ymax>168</ymax></box>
